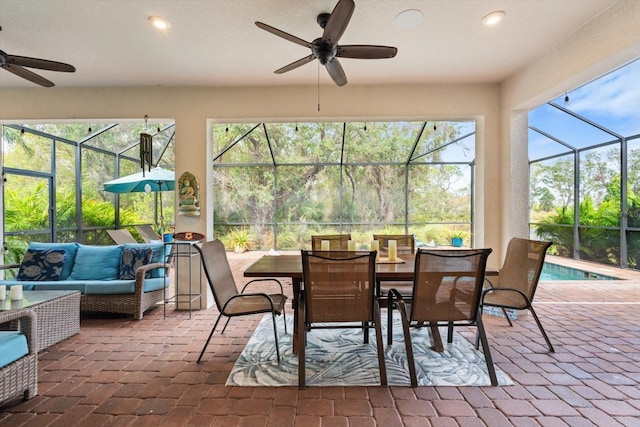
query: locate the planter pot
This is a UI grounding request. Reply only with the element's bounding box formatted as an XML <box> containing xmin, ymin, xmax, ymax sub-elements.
<box><xmin>451</xmin><ymin>237</ymin><xmax>463</xmax><ymax>247</ymax></box>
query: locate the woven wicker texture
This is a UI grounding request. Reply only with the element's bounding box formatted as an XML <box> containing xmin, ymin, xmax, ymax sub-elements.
<box><xmin>0</xmin><ymin>308</ymin><xmax>38</xmax><ymax>404</ymax></box>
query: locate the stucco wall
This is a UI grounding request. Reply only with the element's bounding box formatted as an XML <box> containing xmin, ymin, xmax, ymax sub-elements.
<box><xmin>0</xmin><ymin>83</ymin><xmax>502</xmax><ymax>259</ymax></box>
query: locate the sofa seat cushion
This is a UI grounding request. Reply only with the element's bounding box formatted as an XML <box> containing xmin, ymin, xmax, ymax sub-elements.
<box><xmin>25</xmin><ymin>281</ymin><xmax>87</xmax><ymax>293</ymax></box>
<box><xmin>142</xmin><ymin>277</ymin><xmax>167</xmax><ymax>293</ymax></box>
<box><xmin>28</xmin><ymin>242</ymin><xmax>79</xmax><ymax>280</ymax></box>
<box><xmin>70</xmin><ymin>245</ymin><xmax>122</xmax><ymax>280</ymax></box>
<box><xmin>0</xmin><ymin>331</ymin><xmax>29</xmax><ymax>369</ymax></box>
<box><xmin>83</xmin><ymin>277</ymin><xmax>167</xmax><ymax>295</ymax></box>
<box><xmin>84</xmin><ymin>280</ymin><xmax>136</xmax><ymax>295</ymax></box>
<box><xmin>0</xmin><ymin>280</ymin><xmax>36</xmax><ymax>290</ymax></box>
<box><xmin>17</xmin><ymin>248</ymin><xmax>66</xmax><ymax>281</ymax></box>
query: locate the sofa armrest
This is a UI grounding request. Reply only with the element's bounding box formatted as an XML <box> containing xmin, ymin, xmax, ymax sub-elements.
<box><xmin>134</xmin><ymin>263</ymin><xmax>171</xmax><ymax>295</ymax></box>
<box><xmin>0</xmin><ymin>308</ymin><xmax>37</xmax><ymax>354</ymax></box>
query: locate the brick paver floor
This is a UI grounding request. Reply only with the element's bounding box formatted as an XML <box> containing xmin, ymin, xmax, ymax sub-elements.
<box><xmin>1</xmin><ymin>252</ymin><xmax>640</xmax><ymax>426</ymax></box>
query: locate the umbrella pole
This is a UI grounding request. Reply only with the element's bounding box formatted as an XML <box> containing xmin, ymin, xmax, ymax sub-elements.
<box><xmin>158</xmin><ymin>181</ymin><xmax>164</xmax><ymax>234</ymax></box>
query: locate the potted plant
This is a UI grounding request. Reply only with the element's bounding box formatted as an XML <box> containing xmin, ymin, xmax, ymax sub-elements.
<box><xmin>450</xmin><ymin>231</ymin><xmax>465</xmax><ymax>247</ymax></box>
<box><xmin>226</xmin><ymin>228</ymin><xmax>253</xmax><ymax>253</ymax></box>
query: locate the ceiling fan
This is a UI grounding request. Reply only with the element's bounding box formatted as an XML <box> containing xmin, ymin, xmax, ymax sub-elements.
<box><xmin>0</xmin><ymin>26</ymin><xmax>76</xmax><ymax>87</ymax></box>
<box><xmin>255</xmin><ymin>0</ymin><xmax>397</xmax><ymax>87</ymax></box>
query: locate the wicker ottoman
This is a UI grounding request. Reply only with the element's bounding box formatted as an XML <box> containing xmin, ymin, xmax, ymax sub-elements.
<box><xmin>1</xmin><ymin>290</ymin><xmax>81</xmax><ymax>352</ymax></box>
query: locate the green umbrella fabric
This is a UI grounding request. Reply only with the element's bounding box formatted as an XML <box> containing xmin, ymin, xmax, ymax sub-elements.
<box><xmin>102</xmin><ymin>167</ymin><xmax>175</xmax><ymax>193</ymax></box>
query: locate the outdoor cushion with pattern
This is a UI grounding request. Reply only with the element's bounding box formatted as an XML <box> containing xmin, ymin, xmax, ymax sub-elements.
<box><xmin>16</xmin><ymin>248</ymin><xmax>66</xmax><ymax>281</ymax></box>
<box><xmin>119</xmin><ymin>247</ymin><xmax>153</xmax><ymax>280</ymax></box>
<box><xmin>28</xmin><ymin>242</ymin><xmax>79</xmax><ymax>280</ymax></box>
<box><xmin>123</xmin><ymin>242</ymin><xmax>168</xmax><ymax>278</ymax></box>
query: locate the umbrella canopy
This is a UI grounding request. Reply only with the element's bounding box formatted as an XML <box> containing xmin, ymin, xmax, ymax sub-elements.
<box><xmin>102</xmin><ymin>167</ymin><xmax>175</xmax><ymax>194</ymax></box>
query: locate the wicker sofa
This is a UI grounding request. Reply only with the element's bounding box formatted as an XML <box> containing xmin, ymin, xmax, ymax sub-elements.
<box><xmin>0</xmin><ymin>308</ymin><xmax>38</xmax><ymax>404</ymax></box>
<box><xmin>0</xmin><ymin>242</ymin><xmax>170</xmax><ymax>320</ymax></box>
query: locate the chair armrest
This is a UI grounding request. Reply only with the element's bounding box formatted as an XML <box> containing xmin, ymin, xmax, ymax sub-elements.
<box><xmin>481</xmin><ymin>286</ymin><xmax>530</xmax><ymax>308</ymax></box>
<box><xmin>482</xmin><ymin>286</ymin><xmax>527</xmax><ymax>298</ymax></box>
<box><xmin>222</xmin><ymin>292</ymin><xmax>283</xmax><ymax>314</ymax></box>
<box><xmin>388</xmin><ymin>288</ymin><xmax>410</xmax><ymax>311</ymax></box>
<box><xmin>0</xmin><ymin>263</ymin><xmax>20</xmax><ymax>271</ymax></box>
<box><xmin>241</xmin><ymin>278</ymin><xmax>285</xmax><ymax>294</ymax></box>
<box><xmin>135</xmin><ymin>262</ymin><xmax>171</xmax><ymax>295</ymax></box>
<box><xmin>0</xmin><ymin>308</ymin><xmax>37</xmax><ymax>354</ymax></box>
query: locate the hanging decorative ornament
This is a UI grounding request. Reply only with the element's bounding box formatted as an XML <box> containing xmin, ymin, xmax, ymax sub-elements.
<box><xmin>140</xmin><ymin>115</ymin><xmax>153</xmax><ymax>176</ymax></box>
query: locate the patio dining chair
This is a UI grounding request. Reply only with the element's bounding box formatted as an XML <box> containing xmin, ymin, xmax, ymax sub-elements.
<box><xmin>373</xmin><ymin>234</ymin><xmax>415</xmax><ymax>257</ymax></box>
<box><xmin>373</xmin><ymin>234</ymin><xmax>416</xmax><ymax>306</ymax></box>
<box><xmin>299</xmin><ymin>250</ymin><xmax>387</xmax><ymax>388</ymax></box>
<box><xmin>387</xmin><ymin>248</ymin><xmax>496</xmax><ymax>387</ymax></box>
<box><xmin>106</xmin><ymin>228</ymin><xmax>139</xmax><ymax>244</ymax></box>
<box><xmin>194</xmin><ymin>240</ymin><xmax>287</xmax><ymax>363</ymax></box>
<box><xmin>478</xmin><ymin>237</ymin><xmax>554</xmax><ymax>352</ymax></box>
<box><xmin>311</xmin><ymin>234</ymin><xmax>352</xmax><ymax>250</ymax></box>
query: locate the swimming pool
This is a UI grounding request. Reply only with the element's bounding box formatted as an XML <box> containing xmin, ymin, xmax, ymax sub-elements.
<box><xmin>540</xmin><ymin>263</ymin><xmax>619</xmax><ymax>281</ymax></box>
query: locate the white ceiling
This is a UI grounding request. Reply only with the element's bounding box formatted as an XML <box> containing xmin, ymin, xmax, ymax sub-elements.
<box><xmin>0</xmin><ymin>0</ymin><xmax>616</xmax><ymax>89</ymax></box>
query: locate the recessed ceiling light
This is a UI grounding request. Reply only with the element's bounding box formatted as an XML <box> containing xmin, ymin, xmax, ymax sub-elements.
<box><xmin>394</xmin><ymin>9</ymin><xmax>424</xmax><ymax>29</ymax></box>
<box><xmin>148</xmin><ymin>16</ymin><xmax>171</xmax><ymax>30</ymax></box>
<box><xmin>482</xmin><ymin>11</ymin><xmax>505</xmax><ymax>26</ymax></box>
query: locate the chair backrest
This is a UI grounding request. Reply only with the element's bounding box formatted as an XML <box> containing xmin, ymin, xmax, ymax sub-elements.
<box><xmin>136</xmin><ymin>224</ymin><xmax>161</xmax><ymax>242</ymax></box>
<box><xmin>411</xmin><ymin>248</ymin><xmax>492</xmax><ymax>323</ymax></box>
<box><xmin>193</xmin><ymin>240</ymin><xmax>239</xmax><ymax>312</ymax></box>
<box><xmin>107</xmin><ymin>229</ymin><xmax>138</xmax><ymax>244</ymax></box>
<box><xmin>499</xmin><ymin>237</ymin><xmax>553</xmax><ymax>300</ymax></box>
<box><xmin>373</xmin><ymin>234</ymin><xmax>415</xmax><ymax>255</ymax></box>
<box><xmin>301</xmin><ymin>250</ymin><xmax>376</xmax><ymax>324</ymax></box>
<box><xmin>311</xmin><ymin>234</ymin><xmax>352</xmax><ymax>250</ymax></box>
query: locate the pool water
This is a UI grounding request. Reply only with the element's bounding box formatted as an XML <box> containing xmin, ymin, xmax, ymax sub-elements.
<box><xmin>540</xmin><ymin>263</ymin><xmax>618</xmax><ymax>281</ymax></box>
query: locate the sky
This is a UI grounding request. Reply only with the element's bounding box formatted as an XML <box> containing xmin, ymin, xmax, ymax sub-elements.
<box><xmin>528</xmin><ymin>58</ymin><xmax>640</xmax><ymax>161</ymax></box>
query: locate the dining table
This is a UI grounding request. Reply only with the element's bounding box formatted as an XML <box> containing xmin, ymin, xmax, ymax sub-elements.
<box><xmin>243</xmin><ymin>252</ymin><xmax>497</xmax><ymax>353</ymax></box>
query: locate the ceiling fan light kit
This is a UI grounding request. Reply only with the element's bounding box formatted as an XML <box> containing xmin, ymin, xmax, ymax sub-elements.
<box><xmin>255</xmin><ymin>0</ymin><xmax>397</xmax><ymax>87</ymax></box>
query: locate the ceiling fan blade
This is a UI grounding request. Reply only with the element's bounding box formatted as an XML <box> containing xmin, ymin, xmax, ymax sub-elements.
<box><xmin>255</xmin><ymin>22</ymin><xmax>312</xmax><ymax>49</ymax></box>
<box><xmin>337</xmin><ymin>45</ymin><xmax>398</xmax><ymax>59</ymax></box>
<box><xmin>2</xmin><ymin>64</ymin><xmax>55</xmax><ymax>87</ymax></box>
<box><xmin>275</xmin><ymin>55</ymin><xmax>316</xmax><ymax>74</ymax></box>
<box><xmin>322</xmin><ymin>0</ymin><xmax>355</xmax><ymax>47</ymax></box>
<box><xmin>5</xmin><ymin>54</ymin><xmax>75</xmax><ymax>72</ymax></box>
<box><xmin>325</xmin><ymin>58</ymin><xmax>347</xmax><ymax>87</ymax></box>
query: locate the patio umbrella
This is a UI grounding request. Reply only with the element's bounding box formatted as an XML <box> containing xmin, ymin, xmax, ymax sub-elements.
<box><xmin>102</xmin><ymin>166</ymin><xmax>175</xmax><ymax>230</ymax></box>
<box><xmin>102</xmin><ymin>166</ymin><xmax>175</xmax><ymax>193</ymax></box>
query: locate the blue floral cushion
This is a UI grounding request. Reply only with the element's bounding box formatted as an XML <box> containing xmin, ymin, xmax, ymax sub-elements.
<box><xmin>16</xmin><ymin>249</ymin><xmax>66</xmax><ymax>281</ymax></box>
<box><xmin>28</xmin><ymin>242</ymin><xmax>78</xmax><ymax>280</ymax></box>
<box><xmin>119</xmin><ymin>248</ymin><xmax>153</xmax><ymax>280</ymax></box>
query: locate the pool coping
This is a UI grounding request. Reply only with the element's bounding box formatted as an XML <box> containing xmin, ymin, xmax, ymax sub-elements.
<box><xmin>544</xmin><ymin>255</ymin><xmax>640</xmax><ymax>281</ymax></box>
